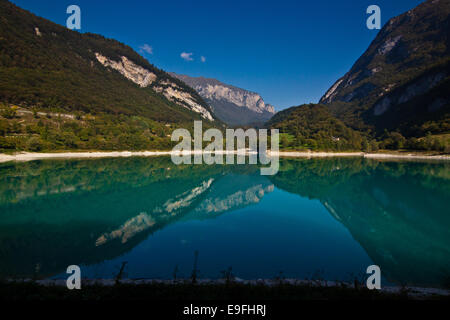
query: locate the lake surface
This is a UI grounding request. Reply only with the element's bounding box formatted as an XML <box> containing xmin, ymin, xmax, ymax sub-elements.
<box><xmin>0</xmin><ymin>157</ymin><xmax>449</xmax><ymax>287</ymax></box>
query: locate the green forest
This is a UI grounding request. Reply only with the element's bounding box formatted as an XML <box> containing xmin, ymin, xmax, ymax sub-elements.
<box><xmin>0</xmin><ymin>104</ymin><xmax>178</xmax><ymax>151</ymax></box>
<box><xmin>268</xmin><ymin>104</ymin><xmax>450</xmax><ymax>152</ymax></box>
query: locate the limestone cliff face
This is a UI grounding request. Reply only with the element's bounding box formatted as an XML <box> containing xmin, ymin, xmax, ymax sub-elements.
<box><xmin>170</xmin><ymin>73</ymin><xmax>276</xmax><ymax>126</ymax></box>
<box><xmin>95</xmin><ymin>53</ymin><xmax>157</xmax><ymax>88</ymax></box>
<box><xmin>196</xmin><ymin>81</ymin><xmax>275</xmax><ymax>114</ymax></box>
<box><xmin>95</xmin><ymin>53</ymin><xmax>214</xmax><ymax>121</ymax></box>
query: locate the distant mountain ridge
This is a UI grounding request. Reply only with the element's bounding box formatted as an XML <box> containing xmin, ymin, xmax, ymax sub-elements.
<box><xmin>170</xmin><ymin>73</ymin><xmax>276</xmax><ymax>126</ymax></box>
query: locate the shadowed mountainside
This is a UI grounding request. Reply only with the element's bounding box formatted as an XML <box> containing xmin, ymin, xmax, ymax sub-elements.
<box><xmin>320</xmin><ymin>0</ymin><xmax>450</xmax><ymax>137</ymax></box>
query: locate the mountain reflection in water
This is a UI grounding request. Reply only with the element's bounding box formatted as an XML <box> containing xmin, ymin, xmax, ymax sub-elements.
<box><xmin>0</xmin><ymin>157</ymin><xmax>448</xmax><ymax>287</ymax></box>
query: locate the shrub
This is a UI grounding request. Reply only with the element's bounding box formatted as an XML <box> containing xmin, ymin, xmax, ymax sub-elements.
<box><xmin>26</xmin><ymin>137</ymin><xmax>43</xmax><ymax>152</ymax></box>
<box><xmin>0</xmin><ymin>106</ymin><xmax>17</xmax><ymax>119</ymax></box>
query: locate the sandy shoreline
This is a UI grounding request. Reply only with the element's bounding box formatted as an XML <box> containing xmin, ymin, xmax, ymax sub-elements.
<box><xmin>0</xmin><ymin>150</ymin><xmax>252</xmax><ymax>163</ymax></box>
<box><xmin>0</xmin><ymin>150</ymin><xmax>449</xmax><ymax>163</ymax></box>
<box><xmin>272</xmin><ymin>151</ymin><xmax>450</xmax><ymax>161</ymax></box>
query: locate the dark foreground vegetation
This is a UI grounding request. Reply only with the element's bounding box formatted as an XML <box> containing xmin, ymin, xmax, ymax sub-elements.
<box><xmin>1</xmin><ymin>281</ymin><xmax>447</xmax><ymax>301</ymax></box>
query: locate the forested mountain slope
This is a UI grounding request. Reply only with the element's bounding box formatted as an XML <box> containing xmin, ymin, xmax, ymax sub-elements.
<box><xmin>0</xmin><ymin>0</ymin><xmax>221</xmax><ymax>152</ymax></box>
<box><xmin>320</xmin><ymin>0</ymin><xmax>450</xmax><ymax>137</ymax></box>
<box><xmin>0</xmin><ymin>0</ymin><xmax>215</xmax><ymax>123</ymax></box>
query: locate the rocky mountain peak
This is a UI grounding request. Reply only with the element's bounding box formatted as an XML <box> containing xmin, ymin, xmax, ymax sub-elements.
<box><xmin>95</xmin><ymin>54</ymin><xmax>214</xmax><ymax>121</ymax></box>
<box><xmin>319</xmin><ymin>0</ymin><xmax>449</xmax><ymax>135</ymax></box>
<box><xmin>170</xmin><ymin>73</ymin><xmax>276</xmax><ymax>126</ymax></box>
<box><xmin>321</xmin><ymin>0</ymin><xmax>449</xmax><ymax>104</ymax></box>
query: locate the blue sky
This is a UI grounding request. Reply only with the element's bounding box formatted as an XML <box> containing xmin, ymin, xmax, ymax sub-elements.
<box><xmin>12</xmin><ymin>0</ymin><xmax>423</xmax><ymax>110</ymax></box>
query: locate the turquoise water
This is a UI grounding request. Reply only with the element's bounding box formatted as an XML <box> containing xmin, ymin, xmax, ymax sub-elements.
<box><xmin>0</xmin><ymin>157</ymin><xmax>449</xmax><ymax>287</ymax></box>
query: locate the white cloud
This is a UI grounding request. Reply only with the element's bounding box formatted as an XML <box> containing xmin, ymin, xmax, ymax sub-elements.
<box><xmin>181</xmin><ymin>52</ymin><xmax>194</xmax><ymax>61</ymax></box>
<box><xmin>200</xmin><ymin>56</ymin><xmax>206</xmax><ymax>63</ymax></box>
<box><xmin>139</xmin><ymin>44</ymin><xmax>153</xmax><ymax>55</ymax></box>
